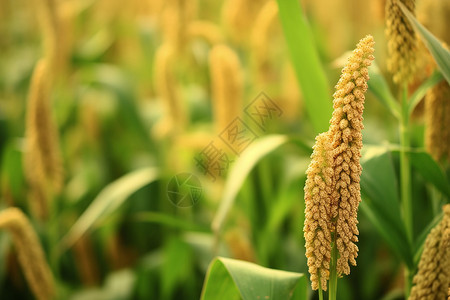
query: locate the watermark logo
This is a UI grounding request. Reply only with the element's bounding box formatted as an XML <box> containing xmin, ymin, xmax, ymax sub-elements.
<box><xmin>244</xmin><ymin>92</ymin><xmax>282</xmax><ymax>131</ymax></box>
<box><xmin>167</xmin><ymin>173</ymin><xmax>202</xmax><ymax>207</ymax></box>
<box><xmin>193</xmin><ymin>92</ymin><xmax>283</xmax><ymax>182</ymax></box>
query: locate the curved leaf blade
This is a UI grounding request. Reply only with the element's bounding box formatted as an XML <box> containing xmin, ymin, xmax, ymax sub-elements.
<box><xmin>408</xmin><ymin>71</ymin><xmax>444</xmax><ymax>116</ymax></box>
<box><xmin>211</xmin><ymin>135</ymin><xmax>288</xmax><ymax>234</ymax></box>
<box><xmin>61</xmin><ymin>167</ymin><xmax>159</xmax><ymax>250</ymax></box>
<box><xmin>201</xmin><ymin>257</ymin><xmax>306</xmax><ymax>300</ymax></box>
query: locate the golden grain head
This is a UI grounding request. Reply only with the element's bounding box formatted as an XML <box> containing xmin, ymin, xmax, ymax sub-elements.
<box><xmin>304</xmin><ymin>35</ymin><xmax>374</xmax><ymax>289</ymax></box>
<box><xmin>187</xmin><ymin>21</ymin><xmax>224</xmax><ymax>45</ymax></box>
<box><xmin>209</xmin><ymin>44</ymin><xmax>243</xmax><ymax>133</ymax></box>
<box><xmin>304</xmin><ymin>132</ymin><xmax>334</xmax><ymax>291</ymax></box>
<box><xmin>250</xmin><ymin>0</ymin><xmax>279</xmax><ymax>85</ymax></box>
<box><xmin>153</xmin><ymin>43</ymin><xmax>186</xmax><ymax>137</ymax></box>
<box><xmin>385</xmin><ymin>0</ymin><xmax>420</xmax><ymax>84</ymax></box>
<box><xmin>161</xmin><ymin>0</ymin><xmax>197</xmax><ymax>50</ymax></box>
<box><xmin>410</xmin><ymin>204</ymin><xmax>450</xmax><ymax>300</ymax></box>
<box><xmin>0</xmin><ymin>207</ymin><xmax>55</xmax><ymax>300</ymax></box>
<box><xmin>330</xmin><ymin>35</ymin><xmax>374</xmax><ymax>276</ymax></box>
<box><xmin>424</xmin><ymin>81</ymin><xmax>450</xmax><ymax>163</ymax></box>
<box><xmin>222</xmin><ymin>0</ymin><xmax>267</xmax><ymax>44</ymax></box>
<box><xmin>24</xmin><ymin>59</ymin><xmax>63</xmax><ymax>219</ymax></box>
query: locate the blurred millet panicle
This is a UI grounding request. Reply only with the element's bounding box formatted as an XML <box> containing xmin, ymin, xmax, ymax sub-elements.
<box><xmin>153</xmin><ymin>43</ymin><xmax>187</xmax><ymax>138</ymax></box>
<box><xmin>0</xmin><ymin>208</ymin><xmax>55</xmax><ymax>300</ymax></box>
<box><xmin>161</xmin><ymin>0</ymin><xmax>197</xmax><ymax>52</ymax></box>
<box><xmin>418</xmin><ymin>0</ymin><xmax>450</xmax><ymax>164</ymax></box>
<box><xmin>251</xmin><ymin>0</ymin><xmax>279</xmax><ymax>86</ymax></box>
<box><xmin>304</xmin><ymin>35</ymin><xmax>374</xmax><ymax>290</ymax></box>
<box><xmin>385</xmin><ymin>0</ymin><xmax>420</xmax><ymax>85</ymax></box>
<box><xmin>409</xmin><ymin>205</ymin><xmax>450</xmax><ymax>300</ymax></box>
<box><xmin>424</xmin><ymin>80</ymin><xmax>450</xmax><ymax>163</ymax></box>
<box><xmin>32</xmin><ymin>0</ymin><xmax>61</xmax><ymax>75</ymax></box>
<box><xmin>24</xmin><ymin>59</ymin><xmax>64</xmax><ymax>219</ymax></box>
<box><xmin>187</xmin><ymin>21</ymin><xmax>224</xmax><ymax>45</ymax></box>
<box><xmin>209</xmin><ymin>44</ymin><xmax>243</xmax><ymax>134</ymax></box>
<box><xmin>222</xmin><ymin>0</ymin><xmax>267</xmax><ymax>45</ymax></box>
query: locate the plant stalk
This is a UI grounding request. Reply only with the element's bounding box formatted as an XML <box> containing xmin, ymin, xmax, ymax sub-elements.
<box><xmin>329</xmin><ymin>239</ymin><xmax>338</xmax><ymax>300</ymax></box>
<box><xmin>399</xmin><ymin>87</ymin><xmax>413</xmax><ymax>298</ymax></box>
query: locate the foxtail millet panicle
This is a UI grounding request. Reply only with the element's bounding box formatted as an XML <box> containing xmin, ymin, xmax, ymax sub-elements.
<box><xmin>385</xmin><ymin>0</ymin><xmax>420</xmax><ymax>84</ymax></box>
<box><xmin>24</xmin><ymin>59</ymin><xmax>63</xmax><ymax>219</ymax></box>
<box><xmin>251</xmin><ymin>0</ymin><xmax>279</xmax><ymax>86</ymax></box>
<box><xmin>32</xmin><ymin>0</ymin><xmax>60</xmax><ymax>74</ymax></box>
<box><xmin>304</xmin><ymin>35</ymin><xmax>374</xmax><ymax>290</ymax></box>
<box><xmin>304</xmin><ymin>132</ymin><xmax>334</xmax><ymax>291</ymax></box>
<box><xmin>0</xmin><ymin>207</ymin><xmax>55</xmax><ymax>300</ymax></box>
<box><xmin>409</xmin><ymin>205</ymin><xmax>450</xmax><ymax>300</ymax></box>
<box><xmin>187</xmin><ymin>21</ymin><xmax>224</xmax><ymax>45</ymax></box>
<box><xmin>161</xmin><ymin>0</ymin><xmax>197</xmax><ymax>52</ymax></box>
<box><xmin>419</xmin><ymin>0</ymin><xmax>450</xmax><ymax>163</ymax></box>
<box><xmin>209</xmin><ymin>44</ymin><xmax>243</xmax><ymax>134</ymax></box>
<box><xmin>221</xmin><ymin>0</ymin><xmax>267</xmax><ymax>45</ymax></box>
<box><xmin>424</xmin><ymin>80</ymin><xmax>450</xmax><ymax>163</ymax></box>
<box><xmin>330</xmin><ymin>35</ymin><xmax>374</xmax><ymax>276</ymax></box>
<box><xmin>153</xmin><ymin>43</ymin><xmax>187</xmax><ymax>137</ymax></box>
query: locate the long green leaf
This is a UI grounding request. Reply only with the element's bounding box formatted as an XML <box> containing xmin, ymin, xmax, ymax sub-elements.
<box><xmin>200</xmin><ymin>257</ymin><xmax>307</xmax><ymax>300</ymax></box>
<box><xmin>133</xmin><ymin>212</ymin><xmax>210</xmax><ymax>232</ymax></box>
<box><xmin>408</xmin><ymin>70</ymin><xmax>444</xmax><ymax>115</ymax></box>
<box><xmin>390</xmin><ymin>148</ymin><xmax>450</xmax><ymax>199</ymax></box>
<box><xmin>211</xmin><ymin>135</ymin><xmax>288</xmax><ymax>234</ymax></box>
<box><xmin>360</xmin><ymin>146</ymin><xmax>414</xmax><ymax>268</ymax></box>
<box><xmin>277</xmin><ymin>0</ymin><xmax>332</xmax><ymax>133</ymax></box>
<box><xmin>409</xmin><ymin>152</ymin><xmax>450</xmax><ymax>200</ymax></box>
<box><xmin>60</xmin><ymin>167</ymin><xmax>159</xmax><ymax>250</ymax></box>
<box><xmin>398</xmin><ymin>1</ymin><xmax>450</xmax><ymax>84</ymax></box>
<box><xmin>368</xmin><ymin>63</ymin><xmax>400</xmax><ymax>119</ymax></box>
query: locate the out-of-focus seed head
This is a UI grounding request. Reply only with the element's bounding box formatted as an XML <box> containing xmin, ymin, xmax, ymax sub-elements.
<box><xmin>425</xmin><ymin>81</ymin><xmax>450</xmax><ymax>163</ymax></box>
<box><xmin>209</xmin><ymin>44</ymin><xmax>243</xmax><ymax>134</ymax></box>
<box><xmin>24</xmin><ymin>59</ymin><xmax>63</xmax><ymax>219</ymax></box>
<box><xmin>153</xmin><ymin>43</ymin><xmax>187</xmax><ymax>137</ymax></box>
<box><xmin>410</xmin><ymin>205</ymin><xmax>450</xmax><ymax>300</ymax></box>
<box><xmin>385</xmin><ymin>0</ymin><xmax>420</xmax><ymax>84</ymax></box>
<box><xmin>0</xmin><ymin>208</ymin><xmax>55</xmax><ymax>300</ymax></box>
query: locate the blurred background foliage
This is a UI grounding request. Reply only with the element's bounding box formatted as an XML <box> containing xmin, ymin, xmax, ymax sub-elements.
<box><xmin>0</xmin><ymin>0</ymin><xmax>448</xmax><ymax>299</ymax></box>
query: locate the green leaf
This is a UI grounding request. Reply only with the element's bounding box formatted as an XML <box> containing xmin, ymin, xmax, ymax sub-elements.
<box><xmin>390</xmin><ymin>149</ymin><xmax>450</xmax><ymax>199</ymax></box>
<box><xmin>409</xmin><ymin>151</ymin><xmax>450</xmax><ymax>200</ymax></box>
<box><xmin>200</xmin><ymin>257</ymin><xmax>307</xmax><ymax>300</ymax></box>
<box><xmin>133</xmin><ymin>212</ymin><xmax>210</xmax><ymax>232</ymax></box>
<box><xmin>398</xmin><ymin>1</ymin><xmax>450</xmax><ymax>84</ymax></box>
<box><xmin>277</xmin><ymin>0</ymin><xmax>332</xmax><ymax>133</ymax></box>
<box><xmin>408</xmin><ymin>70</ymin><xmax>444</xmax><ymax>115</ymax></box>
<box><xmin>60</xmin><ymin>167</ymin><xmax>159</xmax><ymax>251</ymax></box>
<box><xmin>368</xmin><ymin>63</ymin><xmax>400</xmax><ymax>119</ymax></box>
<box><xmin>211</xmin><ymin>135</ymin><xmax>288</xmax><ymax>234</ymax></box>
<box><xmin>360</xmin><ymin>146</ymin><xmax>414</xmax><ymax>268</ymax></box>
<box><xmin>161</xmin><ymin>238</ymin><xmax>194</xmax><ymax>299</ymax></box>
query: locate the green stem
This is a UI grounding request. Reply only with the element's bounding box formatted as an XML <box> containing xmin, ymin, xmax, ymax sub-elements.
<box><xmin>399</xmin><ymin>87</ymin><xmax>413</xmax><ymax>298</ymax></box>
<box><xmin>329</xmin><ymin>240</ymin><xmax>338</xmax><ymax>300</ymax></box>
<box><xmin>318</xmin><ymin>285</ymin><xmax>323</xmax><ymax>300</ymax></box>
